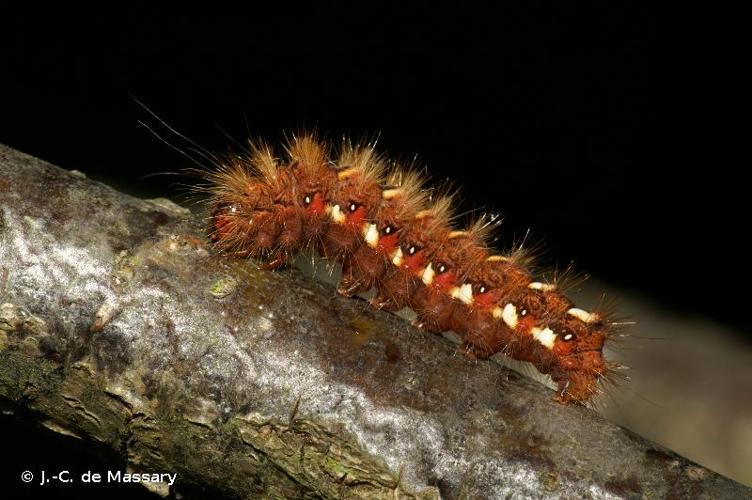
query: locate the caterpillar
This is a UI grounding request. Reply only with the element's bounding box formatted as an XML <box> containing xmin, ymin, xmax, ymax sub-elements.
<box><xmin>202</xmin><ymin>133</ymin><xmax>620</xmax><ymax>404</ymax></box>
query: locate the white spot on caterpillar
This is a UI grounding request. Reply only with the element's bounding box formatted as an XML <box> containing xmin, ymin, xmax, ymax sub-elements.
<box><xmin>330</xmin><ymin>204</ymin><xmax>346</xmax><ymax>223</ymax></box>
<box><xmin>567</xmin><ymin>307</ymin><xmax>600</xmax><ymax>324</ymax></box>
<box><xmin>528</xmin><ymin>282</ymin><xmax>556</xmax><ymax>292</ymax></box>
<box><xmin>337</xmin><ymin>167</ymin><xmax>357</xmax><ymax>180</ymax></box>
<box><xmin>492</xmin><ymin>306</ymin><xmax>503</xmax><ymax>319</ymax></box>
<box><xmin>531</xmin><ymin>327</ymin><xmax>557</xmax><ymax>349</ymax></box>
<box><xmin>451</xmin><ymin>283</ymin><xmax>474</xmax><ymax>304</ymax></box>
<box><xmin>363</xmin><ymin>223</ymin><xmax>379</xmax><ymax>248</ymax></box>
<box><xmin>382</xmin><ymin>188</ymin><xmax>401</xmax><ymax>199</ymax></box>
<box><xmin>564</xmin><ymin>333</ymin><xmax>574</xmax><ymax>341</ymax></box>
<box><xmin>391</xmin><ymin>247</ymin><xmax>403</xmax><ymax>266</ymax></box>
<box><xmin>502</xmin><ymin>303</ymin><xmax>518</xmax><ymax>329</ymax></box>
<box><xmin>486</xmin><ymin>255</ymin><xmax>511</xmax><ymax>262</ymax></box>
<box><xmin>422</xmin><ymin>263</ymin><xmax>435</xmax><ymax>285</ymax></box>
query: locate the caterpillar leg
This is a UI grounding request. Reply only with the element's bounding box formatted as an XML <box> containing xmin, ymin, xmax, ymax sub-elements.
<box><xmin>371</xmin><ymin>270</ymin><xmax>418</xmax><ymax>311</ymax></box>
<box><xmin>338</xmin><ymin>257</ymin><xmax>373</xmax><ymax>297</ymax></box>
<box><xmin>337</xmin><ymin>278</ymin><xmax>370</xmax><ymax>298</ymax></box>
<box><xmin>458</xmin><ymin>340</ymin><xmax>494</xmax><ymax>359</ymax></box>
<box><xmin>410</xmin><ymin>318</ymin><xmax>443</xmax><ymax>334</ymax></box>
<box><xmin>261</xmin><ymin>255</ymin><xmax>289</xmax><ymax>270</ymax></box>
<box><xmin>277</xmin><ymin>207</ymin><xmax>304</xmax><ymax>250</ymax></box>
<box><xmin>369</xmin><ymin>294</ymin><xmax>402</xmax><ymax>311</ymax></box>
<box><xmin>410</xmin><ymin>287</ymin><xmax>456</xmax><ymax>334</ymax></box>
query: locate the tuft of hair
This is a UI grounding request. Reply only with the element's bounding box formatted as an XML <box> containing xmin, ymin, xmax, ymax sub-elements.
<box><xmin>501</xmin><ymin>232</ymin><xmax>546</xmax><ymax>272</ymax></box>
<box><xmin>463</xmin><ymin>213</ymin><xmax>501</xmax><ymax>250</ymax></box>
<box><xmin>593</xmin><ymin>294</ymin><xmax>630</xmax><ymax>328</ymax></box>
<box><xmin>418</xmin><ymin>193</ymin><xmax>457</xmax><ymax>235</ymax></box>
<box><xmin>336</xmin><ymin>141</ymin><xmax>387</xmax><ymax>189</ymax></box>
<box><xmin>446</xmin><ymin>215</ymin><xmax>498</xmax><ymax>277</ymax></box>
<box><xmin>383</xmin><ymin>167</ymin><xmax>429</xmax><ymax>219</ymax></box>
<box><xmin>591</xmin><ymin>293</ymin><xmax>635</xmax><ymax>348</ymax></box>
<box><xmin>602</xmin><ymin>361</ymin><xmax>630</xmax><ymax>386</ymax></box>
<box><xmin>198</xmin><ymin>155</ymin><xmax>258</xmax><ymax>202</ymax></box>
<box><xmin>284</xmin><ymin>133</ymin><xmax>328</xmax><ymax>174</ymax></box>
<box><xmin>541</xmin><ymin>262</ymin><xmax>589</xmax><ymax>295</ymax></box>
<box><xmin>180</xmin><ymin>138</ymin><xmax>275</xmax><ymax>205</ymax></box>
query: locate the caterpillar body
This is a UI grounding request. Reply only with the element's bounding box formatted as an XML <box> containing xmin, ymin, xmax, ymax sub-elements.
<box><xmin>204</xmin><ymin>134</ymin><xmax>618</xmax><ymax>404</ymax></box>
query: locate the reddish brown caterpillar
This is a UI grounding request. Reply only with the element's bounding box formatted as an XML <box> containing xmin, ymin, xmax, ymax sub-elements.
<box><xmin>203</xmin><ymin>134</ymin><xmax>620</xmax><ymax>404</ymax></box>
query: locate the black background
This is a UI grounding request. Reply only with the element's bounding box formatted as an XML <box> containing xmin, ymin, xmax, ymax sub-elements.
<box><xmin>5</xmin><ymin>5</ymin><xmax>739</xmax><ymax>331</ymax></box>
<box><xmin>0</xmin><ymin>3</ymin><xmax>746</xmax><ymax>498</ymax></box>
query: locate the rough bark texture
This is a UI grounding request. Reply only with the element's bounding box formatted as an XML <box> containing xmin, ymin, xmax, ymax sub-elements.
<box><xmin>0</xmin><ymin>143</ymin><xmax>748</xmax><ymax>499</ymax></box>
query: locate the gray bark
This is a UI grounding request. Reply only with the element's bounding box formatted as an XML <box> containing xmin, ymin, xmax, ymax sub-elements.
<box><xmin>0</xmin><ymin>143</ymin><xmax>748</xmax><ymax>499</ymax></box>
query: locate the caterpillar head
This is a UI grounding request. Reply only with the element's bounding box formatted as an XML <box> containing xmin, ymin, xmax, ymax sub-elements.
<box><xmin>490</xmin><ymin>284</ymin><xmax>605</xmax><ymax>403</ymax></box>
<box><xmin>548</xmin><ymin>311</ymin><xmax>608</xmax><ymax>403</ymax></box>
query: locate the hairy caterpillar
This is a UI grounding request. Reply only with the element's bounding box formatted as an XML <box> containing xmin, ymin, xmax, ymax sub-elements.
<box><xmin>203</xmin><ymin>134</ymin><xmax>620</xmax><ymax>404</ymax></box>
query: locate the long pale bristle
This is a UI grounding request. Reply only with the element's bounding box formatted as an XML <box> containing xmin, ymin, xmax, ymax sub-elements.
<box><xmin>462</xmin><ymin>213</ymin><xmax>500</xmax><ymax>249</ymax></box>
<box><xmin>248</xmin><ymin>139</ymin><xmax>279</xmax><ymax>188</ymax></box>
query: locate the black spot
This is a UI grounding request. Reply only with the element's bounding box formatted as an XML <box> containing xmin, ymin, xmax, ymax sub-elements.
<box><xmin>405</xmin><ymin>243</ymin><xmax>422</xmax><ymax>255</ymax></box>
<box><xmin>381</xmin><ymin>224</ymin><xmax>396</xmax><ymax>235</ymax></box>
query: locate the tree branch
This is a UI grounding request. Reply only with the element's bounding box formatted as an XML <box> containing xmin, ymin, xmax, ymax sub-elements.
<box><xmin>0</xmin><ymin>144</ymin><xmax>747</xmax><ymax>498</ymax></box>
